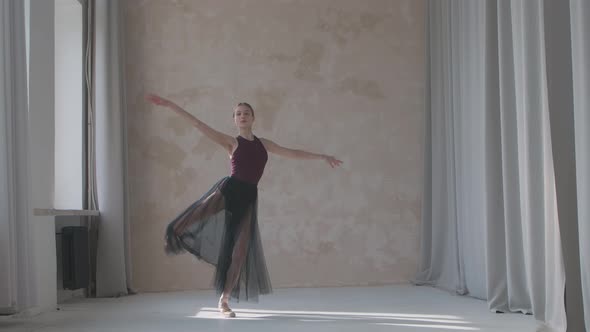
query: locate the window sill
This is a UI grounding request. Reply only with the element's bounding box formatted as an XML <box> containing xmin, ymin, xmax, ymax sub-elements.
<box><xmin>33</xmin><ymin>208</ymin><xmax>100</xmax><ymax>217</ymax></box>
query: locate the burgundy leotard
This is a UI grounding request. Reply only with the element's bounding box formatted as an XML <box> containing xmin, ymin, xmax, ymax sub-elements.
<box><xmin>230</xmin><ymin>136</ymin><xmax>268</xmax><ymax>185</ymax></box>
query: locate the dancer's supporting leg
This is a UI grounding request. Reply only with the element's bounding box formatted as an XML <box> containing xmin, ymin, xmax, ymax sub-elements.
<box><xmin>219</xmin><ymin>206</ymin><xmax>253</xmax><ymax>317</ymax></box>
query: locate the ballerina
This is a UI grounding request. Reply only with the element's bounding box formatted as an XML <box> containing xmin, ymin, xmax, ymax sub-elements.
<box><xmin>145</xmin><ymin>93</ymin><xmax>342</xmax><ymax>317</ymax></box>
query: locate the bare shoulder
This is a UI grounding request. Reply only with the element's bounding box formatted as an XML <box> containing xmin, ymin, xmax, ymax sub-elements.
<box><xmin>258</xmin><ymin>137</ymin><xmax>277</xmax><ymax>150</ymax></box>
<box><xmin>230</xmin><ymin>136</ymin><xmax>239</xmax><ymax>148</ymax></box>
<box><xmin>259</xmin><ymin>137</ymin><xmax>291</xmax><ymax>156</ymax></box>
<box><xmin>228</xmin><ymin>136</ymin><xmax>239</xmax><ymax>156</ymax></box>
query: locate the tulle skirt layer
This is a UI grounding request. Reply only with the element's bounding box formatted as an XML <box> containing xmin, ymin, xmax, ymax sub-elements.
<box><xmin>165</xmin><ymin>176</ymin><xmax>272</xmax><ymax>302</ymax></box>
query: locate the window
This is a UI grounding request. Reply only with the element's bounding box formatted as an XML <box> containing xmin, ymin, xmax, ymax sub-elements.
<box><xmin>54</xmin><ymin>0</ymin><xmax>85</xmax><ymax>209</ymax></box>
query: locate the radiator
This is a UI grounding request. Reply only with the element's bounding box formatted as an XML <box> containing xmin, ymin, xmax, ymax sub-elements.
<box><xmin>61</xmin><ymin>226</ymin><xmax>89</xmax><ymax>290</ymax></box>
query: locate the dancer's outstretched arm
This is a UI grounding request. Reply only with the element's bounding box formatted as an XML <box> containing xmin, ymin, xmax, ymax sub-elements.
<box><xmin>259</xmin><ymin>138</ymin><xmax>343</xmax><ymax>168</ymax></box>
<box><xmin>146</xmin><ymin>93</ymin><xmax>236</xmax><ymax>153</ymax></box>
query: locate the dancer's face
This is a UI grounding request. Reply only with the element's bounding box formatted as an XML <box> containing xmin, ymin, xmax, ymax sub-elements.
<box><xmin>233</xmin><ymin>105</ymin><xmax>255</xmax><ymax>129</ymax></box>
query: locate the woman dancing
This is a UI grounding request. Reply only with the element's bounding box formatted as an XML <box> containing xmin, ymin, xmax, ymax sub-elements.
<box><xmin>145</xmin><ymin>94</ymin><xmax>343</xmax><ymax>318</ymax></box>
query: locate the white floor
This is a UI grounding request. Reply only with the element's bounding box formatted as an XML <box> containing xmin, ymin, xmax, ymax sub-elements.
<box><xmin>1</xmin><ymin>285</ymin><xmax>550</xmax><ymax>332</ymax></box>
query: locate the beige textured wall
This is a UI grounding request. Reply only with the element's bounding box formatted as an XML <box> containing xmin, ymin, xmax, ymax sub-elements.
<box><xmin>124</xmin><ymin>0</ymin><xmax>425</xmax><ymax>292</ymax></box>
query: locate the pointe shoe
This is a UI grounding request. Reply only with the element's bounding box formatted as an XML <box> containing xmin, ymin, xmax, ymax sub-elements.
<box><xmin>218</xmin><ymin>301</ymin><xmax>236</xmax><ymax>318</ymax></box>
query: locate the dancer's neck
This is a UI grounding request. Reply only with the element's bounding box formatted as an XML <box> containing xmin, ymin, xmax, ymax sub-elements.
<box><xmin>238</xmin><ymin>129</ymin><xmax>254</xmax><ymax>141</ymax></box>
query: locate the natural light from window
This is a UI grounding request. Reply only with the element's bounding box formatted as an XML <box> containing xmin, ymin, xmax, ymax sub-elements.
<box><xmin>54</xmin><ymin>0</ymin><xmax>83</xmax><ymax>209</ymax></box>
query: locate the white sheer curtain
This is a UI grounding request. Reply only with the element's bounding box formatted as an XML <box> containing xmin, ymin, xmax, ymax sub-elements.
<box><xmin>0</xmin><ymin>0</ymin><xmax>35</xmax><ymax>313</ymax></box>
<box><xmin>417</xmin><ymin>1</ymin><xmax>589</xmax><ymax>331</ymax></box>
<box><xmin>570</xmin><ymin>0</ymin><xmax>590</xmax><ymax>330</ymax></box>
<box><xmin>92</xmin><ymin>0</ymin><xmax>130</xmax><ymax>297</ymax></box>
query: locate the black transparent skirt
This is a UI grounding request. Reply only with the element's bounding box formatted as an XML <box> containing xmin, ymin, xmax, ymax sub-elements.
<box><xmin>165</xmin><ymin>176</ymin><xmax>272</xmax><ymax>302</ymax></box>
